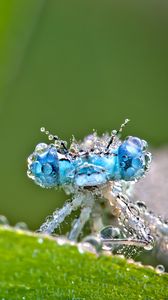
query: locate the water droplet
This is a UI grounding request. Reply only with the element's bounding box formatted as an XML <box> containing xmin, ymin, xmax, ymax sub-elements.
<box><xmin>15</xmin><ymin>222</ymin><xmax>28</xmax><ymax>230</ymax></box>
<box><xmin>32</xmin><ymin>249</ymin><xmax>39</xmax><ymax>258</ymax></box>
<box><xmin>142</xmin><ymin>140</ymin><xmax>148</xmax><ymax>150</ymax></box>
<box><xmin>40</xmin><ymin>127</ymin><xmax>45</xmax><ymax>132</ymax></box>
<box><xmin>0</xmin><ymin>215</ymin><xmax>9</xmax><ymax>225</ymax></box>
<box><xmin>35</xmin><ymin>143</ymin><xmax>48</xmax><ymax>153</ymax></box>
<box><xmin>37</xmin><ymin>238</ymin><xmax>44</xmax><ymax>244</ymax></box>
<box><xmin>27</xmin><ymin>154</ymin><xmax>34</xmax><ymax>164</ymax></box>
<box><xmin>159</xmin><ymin>223</ymin><xmax>168</xmax><ymax>235</ymax></box>
<box><xmin>155</xmin><ymin>264</ymin><xmax>165</xmax><ymax>273</ymax></box>
<box><xmin>48</xmin><ymin>134</ymin><xmax>54</xmax><ymax>141</ymax></box>
<box><xmin>45</xmin><ymin>214</ymin><xmax>53</xmax><ymax>222</ymax></box>
<box><xmin>135</xmin><ymin>201</ymin><xmax>147</xmax><ymax>212</ymax></box>
<box><xmin>82</xmin><ymin>236</ymin><xmax>102</xmax><ymax>253</ymax></box>
<box><xmin>100</xmin><ymin>226</ymin><xmax>121</xmax><ymax>251</ymax></box>
<box><xmin>100</xmin><ymin>226</ymin><xmax>121</xmax><ymax>239</ymax></box>
<box><xmin>102</xmin><ymin>243</ymin><xmax>112</xmax><ymax>251</ymax></box>
<box><xmin>128</xmin><ymin>204</ymin><xmax>139</xmax><ymax>216</ymax></box>
<box><xmin>144</xmin><ymin>243</ymin><xmax>153</xmax><ymax>251</ymax></box>
<box><xmin>112</xmin><ymin>129</ymin><xmax>117</xmax><ymax>135</ymax></box>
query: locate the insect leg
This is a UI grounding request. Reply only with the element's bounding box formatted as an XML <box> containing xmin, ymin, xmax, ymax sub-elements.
<box><xmin>38</xmin><ymin>193</ymin><xmax>83</xmax><ymax>234</ymax></box>
<box><xmin>101</xmin><ymin>237</ymin><xmax>149</xmax><ymax>248</ymax></box>
<box><xmin>91</xmin><ymin>201</ymin><xmax>104</xmax><ymax>233</ymax></box>
<box><xmin>68</xmin><ymin>192</ymin><xmax>95</xmax><ymax>241</ymax></box>
<box><xmin>68</xmin><ymin>206</ymin><xmax>92</xmax><ymax>241</ymax></box>
<box><xmin>102</xmin><ymin>182</ymin><xmax>153</xmax><ymax>248</ymax></box>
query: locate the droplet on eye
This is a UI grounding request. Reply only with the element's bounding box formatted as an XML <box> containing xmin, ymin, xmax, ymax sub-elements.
<box><xmin>122</xmin><ymin>155</ymin><xmax>128</xmax><ymax>161</ymax></box>
<box><xmin>35</xmin><ymin>143</ymin><xmax>48</xmax><ymax>153</ymax></box>
<box><xmin>42</xmin><ymin>163</ymin><xmax>53</xmax><ymax>175</ymax></box>
<box><xmin>30</xmin><ymin>161</ymin><xmax>42</xmax><ymax>175</ymax></box>
<box><xmin>142</xmin><ymin>140</ymin><xmax>148</xmax><ymax>150</ymax></box>
<box><xmin>132</xmin><ymin>157</ymin><xmax>142</xmax><ymax>169</ymax></box>
<box><xmin>125</xmin><ymin>167</ymin><xmax>135</xmax><ymax>177</ymax></box>
<box><xmin>129</xmin><ymin>137</ymin><xmax>142</xmax><ymax>148</ymax></box>
<box><xmin>120</xmin><ymin>162</ymin><xmax>126</xmax><ymax>167</ymax></box>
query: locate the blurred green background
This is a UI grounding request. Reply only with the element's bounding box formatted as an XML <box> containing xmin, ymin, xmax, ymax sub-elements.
<box><xmin>0</xmin><ymin>0</ymin><xmax>168</xmax><ymax>230</ymax></box>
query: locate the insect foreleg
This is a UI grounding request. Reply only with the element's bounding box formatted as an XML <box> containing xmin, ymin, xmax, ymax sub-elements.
<box><xmin>102</xmin><ymin>182</ymin><xmax>153</xmax><ymax>248</ymax></box>
<box><xmin>68</xmin><ymin>192</ymin><xmax>95</xmax><ymax>241</ymax></box>
<box><xmin>38</xmin><ymin>193</ymin><xmax>83</xmax><ymax>234</ymax></box>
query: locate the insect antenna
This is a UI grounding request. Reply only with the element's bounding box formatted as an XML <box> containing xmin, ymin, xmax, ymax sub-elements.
<box><xmin>106</xmin><ymin>118</ymin><xmax>130</xmax><ymax>151</ymax></box>
<box><xmin>40</xmin><ymin>127</ymin><xmax>68</xmax><ymax>152</ymax></box>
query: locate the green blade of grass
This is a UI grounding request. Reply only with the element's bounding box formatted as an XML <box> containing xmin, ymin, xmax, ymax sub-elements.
<box><xmin>0</xmin><ymin>226</ymin><xmax>167</xmax><ymax>300</ymax></box>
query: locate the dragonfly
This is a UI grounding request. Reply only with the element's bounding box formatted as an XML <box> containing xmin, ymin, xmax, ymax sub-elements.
<box><xmin>27</xmin><ymin>119</ymin><xmax>153</xmax><ymax>248</ymax></box>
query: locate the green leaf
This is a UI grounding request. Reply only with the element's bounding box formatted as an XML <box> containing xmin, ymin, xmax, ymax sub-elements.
<box><xmin>0</xmin><ymin>0</ymin><xmax>168</xmax><ymax>230</ymax></box>
<box><xmin>0</xmin><ymin>226</ymin><xmax>167</xmax><ymax>299</ymax></box>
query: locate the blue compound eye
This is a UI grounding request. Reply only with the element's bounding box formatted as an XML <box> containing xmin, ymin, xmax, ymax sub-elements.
<box><xmin>27</xmin><ymin>143</ymin><xmax>59</xmax><ymax>188</ymax></box>
<box><xmin>118</xmin><ymin>136</ymin><xmax>151</xmax><ymax>181</ymax></box>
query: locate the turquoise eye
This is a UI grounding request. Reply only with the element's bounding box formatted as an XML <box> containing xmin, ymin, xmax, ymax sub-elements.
<box><xmin>27</xmin><ymin>145</ymin><xmax>59</xmax><ymax>188</ymax></box>
<box><xmin>118</xmin><ymin>136</ymin><xmax>150</xmax><ymax>181</ymax></box>
<box><xmin>30</xmin><ymin>161</ymin><xmax>42</xmax><ymax>175</ymax></box>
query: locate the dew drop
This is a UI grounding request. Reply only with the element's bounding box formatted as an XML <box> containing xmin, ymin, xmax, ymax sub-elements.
<box><xmin>37</xmin><ymin>238</ymin><xmax>44</xmax><ymax>244</ymax></box>
<box><xmin>100</xmin><ymin>226</ymin><xmax>121</xmax><ymax>251</ymax></box>
<box><xmin>100</xmin><ymin>226</ymin><xmax>121</xmax><ymax>239</ymax></box>
<box><xmin>82</xmin><ymin>236</ymin><xmax>102</xmax><ymax>253</ymax></box>
<box><xmin>112</xmin><ymin>129</ymin><xmax>117</xmax><ymax>135</ymax></box>
<box><xmin>135</xmin><ymin>201</ymin><xmax>147</xmax><ymax>212</ymax></box>
<box><xmin>142</xmin><ymin>139</ymin><xmax>148</xmax><ymax>150</ymax></box>
<box><xmin>48</xmin><ymin>134</ymin><xmax>54</xmax><ymax>140</ymax></box>
<box><xmin>27</xmin><ymin>154</ymin><xmax>34</xmax><ymax>164</ymax></box>
<box><xmin>15</xmin><ymin>222</ymin><xmax>28</xmax><ymax>230</ymax></box>
<box><xmin>102</xmin><ymin>243</ymin><xmax>112</xmax><ymax>251</ymax></box>
<box><xmin>35</xmin><ymin>143</ymin><xmax>48</xmax><ymax>153</ymax></box>
<box><xmin>40</xmin><ymin>127</ymin><xmax>45</xmax><ymax>132</ymax></box>
<box><xmin>32</xmin><ymin>249</ymin><xmax>39</xmax><ymax>258</ymax></box>
<box><xmin>144</xmin><ymin>243</ymin><xmax>153</xmax><ymax>251</ymax></box>
<box><xmin>0</xmin><ymin>215</ymin><xmax>9</xmax><ymax>225</ymax></box>
<box><xmin>155</xmin><ymin>264</ymin><xmax>165</xmax><ymax>273</ymax></box>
